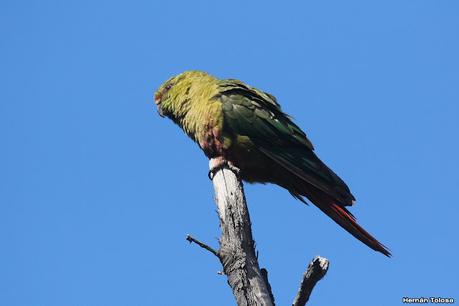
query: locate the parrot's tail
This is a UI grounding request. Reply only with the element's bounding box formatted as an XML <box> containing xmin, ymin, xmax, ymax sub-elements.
<box><xmin>302</xmin><ymin>187</ymin><xmax>391</xmax><ymax>257</ymax></box>
<box><xmin>318</xmin><ymin>202</ymin><xmax>391</xmax><ymax>257</ymax></box>
<box><xmin>259</xmin><ymin>146</ymin><xmax>391</xmax><ymax>256</ymax></box>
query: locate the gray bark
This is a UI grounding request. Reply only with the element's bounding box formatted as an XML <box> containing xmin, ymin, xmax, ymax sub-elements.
<box><xmin>292</xmin><ymin>256</ymin><xmax>329</xmax><ymax>306</ymax></box>
<box><xmin>211</xmin><ymin>163</ymin><xmax>274</xmax><ymax>306</ymax></box>
<box><xmin>186</xmin><ymin>160</ymin><xmax>329</xmax><ymax>305</ymax></box>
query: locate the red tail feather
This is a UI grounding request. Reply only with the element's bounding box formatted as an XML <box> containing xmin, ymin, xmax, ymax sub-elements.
<box><xmin>304</xmin><ymin>188</ymin><xmax>391</xmax><ymax>256</ymax></box>
<box><xmin>322</xmin><ymin>203</ymin><xmax>391</xmax><ymax>256</ymax></box>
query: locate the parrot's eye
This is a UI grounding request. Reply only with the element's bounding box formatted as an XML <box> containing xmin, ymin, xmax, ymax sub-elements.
<box><xmin>155</xmin><ymin>82</ymin><xmax>174</xmax><ymax>106</ymax></box>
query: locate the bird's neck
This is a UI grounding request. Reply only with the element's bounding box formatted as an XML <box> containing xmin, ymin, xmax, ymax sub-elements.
<box><xmin>180</xmin><ymin>83</ymin><xmax>221</xmax><ymax>143</ymax></box>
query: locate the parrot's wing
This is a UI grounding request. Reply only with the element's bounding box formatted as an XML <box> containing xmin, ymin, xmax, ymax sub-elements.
<box><xmin>216</xmin><ymin>81</ymin><xmax>392</xmax><ymax>256</ymax></box>
<box><xmin>218</xmin><ymin>79</ymin><xmax>314</xmax><ymax>149</ymax></box>
<box><xmin>217</xmin><ymin>81</ymin><xmax>355</xmax><ymax>205</ymax></box>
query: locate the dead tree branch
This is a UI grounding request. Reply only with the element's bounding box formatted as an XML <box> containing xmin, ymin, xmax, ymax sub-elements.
<box><xmin>211</xmin><ymin>161</ymin><xmax>274</xmax><ymax>305</ymax></box>
<box><xmin>186</xmin><ymin>160</ymin><xmax>328</xmax><ymax>305</ymax></box>
<box><xmin>292</xmin><ymin>256</ymin><xmax>329</xmax><ymax>306</ymax></box>
<box><xmin>186</xmin><ymin>234</ymin><xmax>219</xmax><ymax>257</ymax></box>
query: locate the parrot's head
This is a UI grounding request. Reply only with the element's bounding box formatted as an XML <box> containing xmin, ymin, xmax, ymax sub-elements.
<box><xmin>154</xmin><ymin>70</ymin><xmax>217</xmax><ymax>122</ymax></box>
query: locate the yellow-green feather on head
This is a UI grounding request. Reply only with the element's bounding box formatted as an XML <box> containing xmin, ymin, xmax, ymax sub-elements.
<box><xmin>154</xmin><ymin>70</ymin><xmax>222</xmax><ymax>142</ymax></box>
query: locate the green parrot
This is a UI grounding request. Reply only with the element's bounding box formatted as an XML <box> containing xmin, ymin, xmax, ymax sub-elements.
<box><xmin>154</xmin><ymin>70</ymin><xmax>390</xmax><ymax>257</ymax></box>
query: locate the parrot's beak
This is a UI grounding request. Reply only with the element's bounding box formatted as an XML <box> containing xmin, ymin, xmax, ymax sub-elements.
<box><xmin>155</xmin><ymin>100</ymin><xmax>165</xmax><ymax>118</ymax></box>
<box><xmin>157</xmin><ymin>105</ymin><xmax>165</xmax><ymax>118</ymax></box>
<box><xmin>154</xmin><ymin>92</ymin><xmax>165</xmax><ymax>118</ymax></box>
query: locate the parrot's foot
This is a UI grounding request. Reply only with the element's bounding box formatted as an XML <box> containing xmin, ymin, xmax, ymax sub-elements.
<box><xmin>208</xmin><ymin>157</ymin><xmax>240</xmax><ymax>180</ymax></box>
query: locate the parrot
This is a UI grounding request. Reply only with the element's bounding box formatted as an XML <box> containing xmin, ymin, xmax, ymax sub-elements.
<box><xmin>154</xmin><ymin>70</ymin><xmax>390</xmax><ymax>257</ymax></box>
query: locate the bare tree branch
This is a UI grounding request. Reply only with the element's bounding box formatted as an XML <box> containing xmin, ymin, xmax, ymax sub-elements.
<box><xmin>292</xmin><ymin>256</ymin><xmax>329</xmax><ymax>306</ymax></box>
<box><xmin>261</xmin><ymin>268</ymin><xmax>275</xmax><ymax>304</ymax></box>
<box><xmin>186</xmin><ymin>234</ymin><xmax>219</xmax><ymax>257</ymax></box>
<box><xmin>211</xmin><ymin>161</ymin><xmax>275</xmax><ymax>305</ymax></box>
<box><xmin>185</xmin><ymin>159</ymin><xmax>329</xmax><ymax>306</ymax></box>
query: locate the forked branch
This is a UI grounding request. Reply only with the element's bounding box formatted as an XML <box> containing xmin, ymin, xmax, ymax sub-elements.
<box><xmin>186</xmin><ymin>160</ymin><xmax>328</xmax><ymax>305</ymax></box>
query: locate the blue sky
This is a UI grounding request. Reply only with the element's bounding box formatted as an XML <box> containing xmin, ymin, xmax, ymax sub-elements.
<box><xmin>1</xmin><ymin>0</ymin><xmax>458</xmax><ymax>305</ymax></box>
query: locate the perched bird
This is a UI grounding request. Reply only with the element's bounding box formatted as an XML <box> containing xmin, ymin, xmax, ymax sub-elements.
<box><xmin>154</xmin><ymin>70</ymin><xmax>390</xmax><ymax>256</ymax></box>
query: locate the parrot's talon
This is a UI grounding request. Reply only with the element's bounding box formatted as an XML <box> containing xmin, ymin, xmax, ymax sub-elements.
<box><xmin>208</xmin><ymin>158</ymin><xmax>241</xmax><ymax>180</ymax></box>
<box><xmin>227</xmin><ymin>163</ymin><xmax>241</xmax><ymax>178</ymax></box>
<box><xmin>208</xmin><ymin>169</ymin><xmax>216</xmax><ymax>180</ymax></box>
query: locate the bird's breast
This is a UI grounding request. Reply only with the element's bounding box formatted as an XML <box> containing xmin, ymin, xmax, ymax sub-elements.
<box><xmin>188</xmin><ymin>100</ymin><xmax>224</xmax><ymax>158</ymax></box>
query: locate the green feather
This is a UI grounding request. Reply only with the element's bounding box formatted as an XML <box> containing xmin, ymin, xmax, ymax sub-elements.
<box><xmin>216</xmin><ymin>80</ymin><xmax>354</xmax><ymax>205</ymax></box>
<box><xmin>155</xmin><ymin>71</ymin><xmax>390</xmax><ymax>256</ymax></box>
